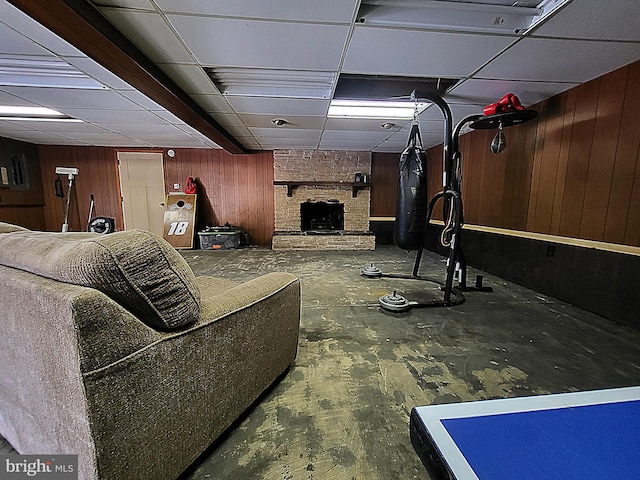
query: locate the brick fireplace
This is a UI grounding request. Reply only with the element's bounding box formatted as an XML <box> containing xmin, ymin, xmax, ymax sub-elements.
<box><xmin>272</xmin><ymin>150</ymin><xmax>375</xmax><ymax>250</ymax></box>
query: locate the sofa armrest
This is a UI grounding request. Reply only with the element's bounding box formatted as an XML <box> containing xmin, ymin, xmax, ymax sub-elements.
<box><xmin>82</xmin><ymin>271</ymin><xmax>301</xmax><ymax>480</ymax></box>
<box><xmin>196</xmin><ymin>272</ymin><xmax>299</xmax><ymax>322</ymax></box>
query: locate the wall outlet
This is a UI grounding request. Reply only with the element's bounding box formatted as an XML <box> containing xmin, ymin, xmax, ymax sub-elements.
<box><xmin>173</xmin><ymin>183</ymin><xmax>180</xmax><ymax>190</ymax></box>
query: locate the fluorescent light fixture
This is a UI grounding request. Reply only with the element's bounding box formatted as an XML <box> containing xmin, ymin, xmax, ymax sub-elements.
<box><xmin>0</xmin><ymin>105</ymin><xmax>83</xmax><ymax>122</ymax></box>
<box><xmin>328</xmin><ymin>99</ymin><xmax>429</xmax><ymax>119</ymax></box>
<box><xmin>0</xmin><ymin>116</ymin><xmax>83</xmax><ymax>122</ymax></box>
<box><xmin>0</xmin><ymin>106</ymin><xmax>64</xmax><ymax>116</ymax></box>
<box><xmin>0</xmin><ymin>56</ymin><xmax>107</xmax><ymax>90</ymax></box>
<box><xmin>357</xmin><ymin>0</ymin><xmax>572</xmax><ymax>35</ymax></box>
<box><xmin>207</xmin><ymin>67</ymin><xmax>335</xmax><ymax>99</ymax></box>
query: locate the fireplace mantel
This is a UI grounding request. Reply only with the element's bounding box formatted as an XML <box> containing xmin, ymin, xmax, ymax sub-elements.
<box><xmin>274</xmin><ymin>180</ymin><xmax>371</xmax><ymax>198</ymax></box>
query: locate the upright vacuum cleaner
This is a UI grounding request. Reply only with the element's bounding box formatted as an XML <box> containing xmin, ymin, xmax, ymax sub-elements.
<box><xmin>55</xmin><ymin>166</ymin><xmax>79</xmax><ymax>232</ymax></box>
<box><xmin>362</xmin><ymin>91</ymin><xmax>537</xmax><ymax>312</ymax></box>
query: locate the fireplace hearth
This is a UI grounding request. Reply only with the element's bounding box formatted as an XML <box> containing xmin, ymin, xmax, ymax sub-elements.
<box><xmin>272</xmin><ymin>149</ymin><xmax>375</xmax><ymax>250</ymax></box>
<box><xmin>301</xmin><ymin>201</ymin><xmax>344</xmax><ymax>231</ymax></box>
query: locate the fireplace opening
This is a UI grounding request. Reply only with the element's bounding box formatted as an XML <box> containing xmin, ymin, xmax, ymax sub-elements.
<box><xmin>300</xmin><ymin>201</ymin><xmax>344</xmax><ymax>231</ymax></box>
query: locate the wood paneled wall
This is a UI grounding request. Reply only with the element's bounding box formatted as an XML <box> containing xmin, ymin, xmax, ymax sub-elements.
<box><xmin>370</xmin><ymin>60</ymin><xmax>640</xmax><ymax>248</ymax></box>
<box><xmin>526</xmin><ymin>62</ymin><xmax>640</xmax><ymax>246</ymax></box>
<box><xmin>36</xmin><ymin>146</ymin><xmax>275</xmax><ymax>245</ymax></box>
<box><xmin>163</xmin><ymin>149</ymin><xmax>274</xmax><ymax>246</ymax></box>
<box><xmin>0</xmin><ymin>138</ymin><xmax>46</xmax><ymax>230</ymax></box>
<box><xmin>370</xmin><ymin>152</ymin><xmax>398</xmax><ymax>217</ymax></box>
<box><xmin>38</xmin><ymin>146</ymin><xmax>124</xmax><ymax>232</ymax></box>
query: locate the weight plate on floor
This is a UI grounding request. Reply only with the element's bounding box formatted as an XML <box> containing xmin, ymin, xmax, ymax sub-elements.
<box><xmin>378</xmin><ymin>291</ymin><xmax>411</xmax><ymax>312</ymax></box>
<box><xmin>361</xmin><ymin>263</ymin><xmax>382</xmax><ymax>278</ymax></box>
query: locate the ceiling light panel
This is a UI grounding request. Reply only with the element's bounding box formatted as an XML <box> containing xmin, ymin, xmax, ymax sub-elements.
<box><xmin>328</xmin><ymin>100</ymin><xmax>429</xmax><ymax>119</ymax></box>
<box><xmin>0</xmin><ymin>56</ymin><xmax>107</xmax><ymax>89</ymax></box>
<box><xmin>357</xmin><ymin>0</ymin><xmax>541</xmax><ymax>34</ymax></box>
<box><xmin>207</xmin><ymin>67</ymin><xmax>336</xmax><ymax>99</ymax></box>
<box><xmin>357</xmin><ymin>0</ymin><xmax>572</xmax><ymax>35</ymax></box>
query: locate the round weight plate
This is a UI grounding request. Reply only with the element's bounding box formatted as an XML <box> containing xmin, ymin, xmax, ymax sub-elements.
<box><xmin>361</xmin><ymin>263</ymin><xmax>382</xmax><ymax>278</ymax></box>
<box><xmin>378</xmin><ymin>292</ymin><xmax>411</xmax><ymax>312</ymax></box>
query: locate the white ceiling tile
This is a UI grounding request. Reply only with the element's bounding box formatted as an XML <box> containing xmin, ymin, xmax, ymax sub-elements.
<box><xmin>252</xmin><ymin>128</ymin><xmax>322</xmax><ymax>140</ymax></box>
<box><xmin>260</xmin><ymin>138</ymin><xmax>321</xmax><ymax>149</ymax></box>
<box><xmin>0</xmin><ymin>120</ymin><xmax>40</xmax><ymax>132</ymax></box>
<box><xmin>166</xmin><ymin>15</ymin><xmax>350</xmax><ymax>70</ymax></box>
<box><xmin>155</xmin><ymin>0</ymin><xmax>358</xmax><ymax>23</ymax></box>
<box><xmin>477</xmin><ymin>37</ymin><xmax>640</xmax><ymax>84</ymax></box>
<box><xmin>117</xmin><ymin>90</ymin><xmax>165</xmax><ymax>110</ymax></box>
<box><xmin>99</xmin><ymin>9</ymin><xmax>195</xmax><ymax>63</ymax></box>
<box><xmin>225</xmin><ymin>97</ymin><xmax>330</xmax><ymax>116</ymax></box>
<box><xmin>532</xmin><ymin>0</ymin><xmax>640</xmax><ymax>42</ymax></box>
<box><xmin>94</xmin><ymin>0</ymin><xmax>155</xmax><ymax>10</ymax></box>
<box><xmin>0</xmin><ymin>25</ymin><xmax>53</xmax><ymax>56</ymax></box>
<box><xmin>54</xmin><ymin>131</ymin><xmax>141</xmax><ymax>141</ymax></box>
<box><xmin>215</xmin><ymin>113</ymin><xmax>248</xmax><ymax>128</ymax></box>
<box><xmin>63</xmin><ymin>57</ymin><xmax>135</xmax><ymax>91</ymax></box>
<box><xmin>1</xmin><ymin>86</ymin><xmax>142</xmax><ymax>111</ymax></box>
<box><xmin>325</xmin><ymin>117</ymin><xmax>409</xmax><ymax>132</ymax></box>
<box><xmin>106</xmin><ymin>123</ymin><xmax>188</xmax><ymax>136</ymax></box>
<box><xmin>62</xmin><ymin>108</ymin><xmax>165</xmax><ymax>124</ymax></box>
<box><xmin>78</xmin><ymin>137</ymin><xmax>149</xmax><ymax>147</ymax></box>
<box><xmin>157</xmin><ymin>63</ymin><xmax>219</xmax><ymax>95</ymax></box>
<box><xmin>448</xmin><ymin>78</ymin><xmax>578</xmax><ymax>108</ymax></box>
<box><xmin>0</xmin><ymin>4</ymin><xmax>83</xmax><ymax>57</ymax></box>
<box><xmin>24</xmin><ymin>122</ymin><xmax>112</xmax><ymax>133</ymax></box>
<box><xmin>318</xmin><ymin>139</ymin><xmax>378</xmax><ymax>150</ymax></box>
<box><xmin>343</xmin><ymin>27</ymin><xmax>517</xmax><ymax>77</ymax></box>
<box><xmin>0</xmin><ymin>89</ymin><xmax>34</xmax><ymax>106</ymax></box>
<box><xmin>191</xmin><ymin>94</ymin><xmax>235</xmax><ymax>114</ymax></box>
<box><xmin>222</xmin><ymin>124</ymin><xmax>253</xmax><ymax>138</ymax></box>
<box><xmin>239</xmin><ymin>114</ymin><xmax>326</xmax><ymax>130</ymax></box>
<box><xmin>321</xmin><ymin>129</ymin><xmax>395</xmax><ymax>141</ymax></box>
<box><xmin>2</xmin><ymin>130</ymin><xmax>72</xmax><ymax>144</ymax></box>
<box><xmin>1</xmin><ymin>0</ymin><xmax>638</xmax><ymax>151</ymax></box>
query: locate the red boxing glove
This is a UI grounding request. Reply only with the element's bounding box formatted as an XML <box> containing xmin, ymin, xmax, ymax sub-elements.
<box><xmin>483</xmin><ymin>93</ymin><xmax>525</xmax><ymax>116</ymax></box>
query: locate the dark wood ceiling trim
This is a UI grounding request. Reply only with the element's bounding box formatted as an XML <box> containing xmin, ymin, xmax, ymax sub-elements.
<box><xmin>8</xmin><ymin>0</ymin><xmax>247</xmax><ymax>154</ymax></box>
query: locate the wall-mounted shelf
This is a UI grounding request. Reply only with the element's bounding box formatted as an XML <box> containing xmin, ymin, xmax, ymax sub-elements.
<box><xmin>274</xmin><ymin>181</ymin><xmax>371</xmax><ymax>198</ymax></box>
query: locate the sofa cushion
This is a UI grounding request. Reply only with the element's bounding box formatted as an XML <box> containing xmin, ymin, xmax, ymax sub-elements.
<box><xmin>0</xmin><ymin>229</ymin><xmax>200</xmax><ymax>330</ymax></box>
<box><xmin>0</xmin><ymin>222</ymin><xmax>30</xmax><ymax>233</ymax></box>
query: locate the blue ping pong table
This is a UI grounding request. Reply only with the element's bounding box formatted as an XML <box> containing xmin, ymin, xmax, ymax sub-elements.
<box><xmin>410</xmin><ymin>386</ymin><xmax>640</xmax><ymax>480</ymax></box>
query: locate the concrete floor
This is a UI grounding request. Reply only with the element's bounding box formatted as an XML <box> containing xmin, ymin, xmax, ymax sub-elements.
<box><xmin>3</xmin><ymin>246</ymin><xmax>640</xmax><ymax>479</ymax></box>
<box><xmin>178</xmin><ymin>246</ymin><xmax>640</xmax><ymax>480</ymax></box>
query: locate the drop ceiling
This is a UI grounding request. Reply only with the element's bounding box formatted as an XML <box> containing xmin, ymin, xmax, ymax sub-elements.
<box><xmin>0</xmin><ymin>0</ymin><xmax>638</xmax><ymax>152</ymax></box>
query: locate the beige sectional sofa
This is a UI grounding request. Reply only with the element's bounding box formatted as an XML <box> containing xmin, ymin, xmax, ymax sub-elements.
<box><xmin>0</xmin><ymin>222</ymin><xmax>300</xmax><ymax>479</ymax></box>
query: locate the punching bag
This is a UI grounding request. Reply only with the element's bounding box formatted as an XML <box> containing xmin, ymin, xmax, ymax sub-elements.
<box><xmin>394</xmin><ymin>123</ymin><xmax>428</xmax><ymax>251</ymax></box>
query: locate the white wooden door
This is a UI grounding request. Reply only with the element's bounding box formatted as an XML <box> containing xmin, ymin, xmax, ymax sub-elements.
<box><xmin>118</xmin><ymin>152</ymin><xmax>165</xmax><ymax>236</ymax></box>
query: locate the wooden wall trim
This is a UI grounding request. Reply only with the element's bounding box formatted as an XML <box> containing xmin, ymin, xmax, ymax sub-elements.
<box><xmin>369</xmin><ymin>216</ymin><xmax>640</xmax><ymax>257</ymax></box>
<box><xmin>461</xmin><ymin>222</ymin><xmax>640</xmax><ymax>257</ymax></box>
<box><xmin>7</xmin><ymin>0</ymin><xmax>246</xmax><ymax>154</ymax></box>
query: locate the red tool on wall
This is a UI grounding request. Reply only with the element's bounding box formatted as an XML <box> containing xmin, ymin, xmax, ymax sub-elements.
<box><xmin>184</xmin><ymin>176</ymin><xmax>197</xmax><ymax>194</ymax></box>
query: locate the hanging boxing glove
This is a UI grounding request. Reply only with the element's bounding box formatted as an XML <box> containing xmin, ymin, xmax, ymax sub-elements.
<box><xmin>483</xmin><ymin>93</ymin><xmax>526</xmax><ymax>116</ymax></box>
